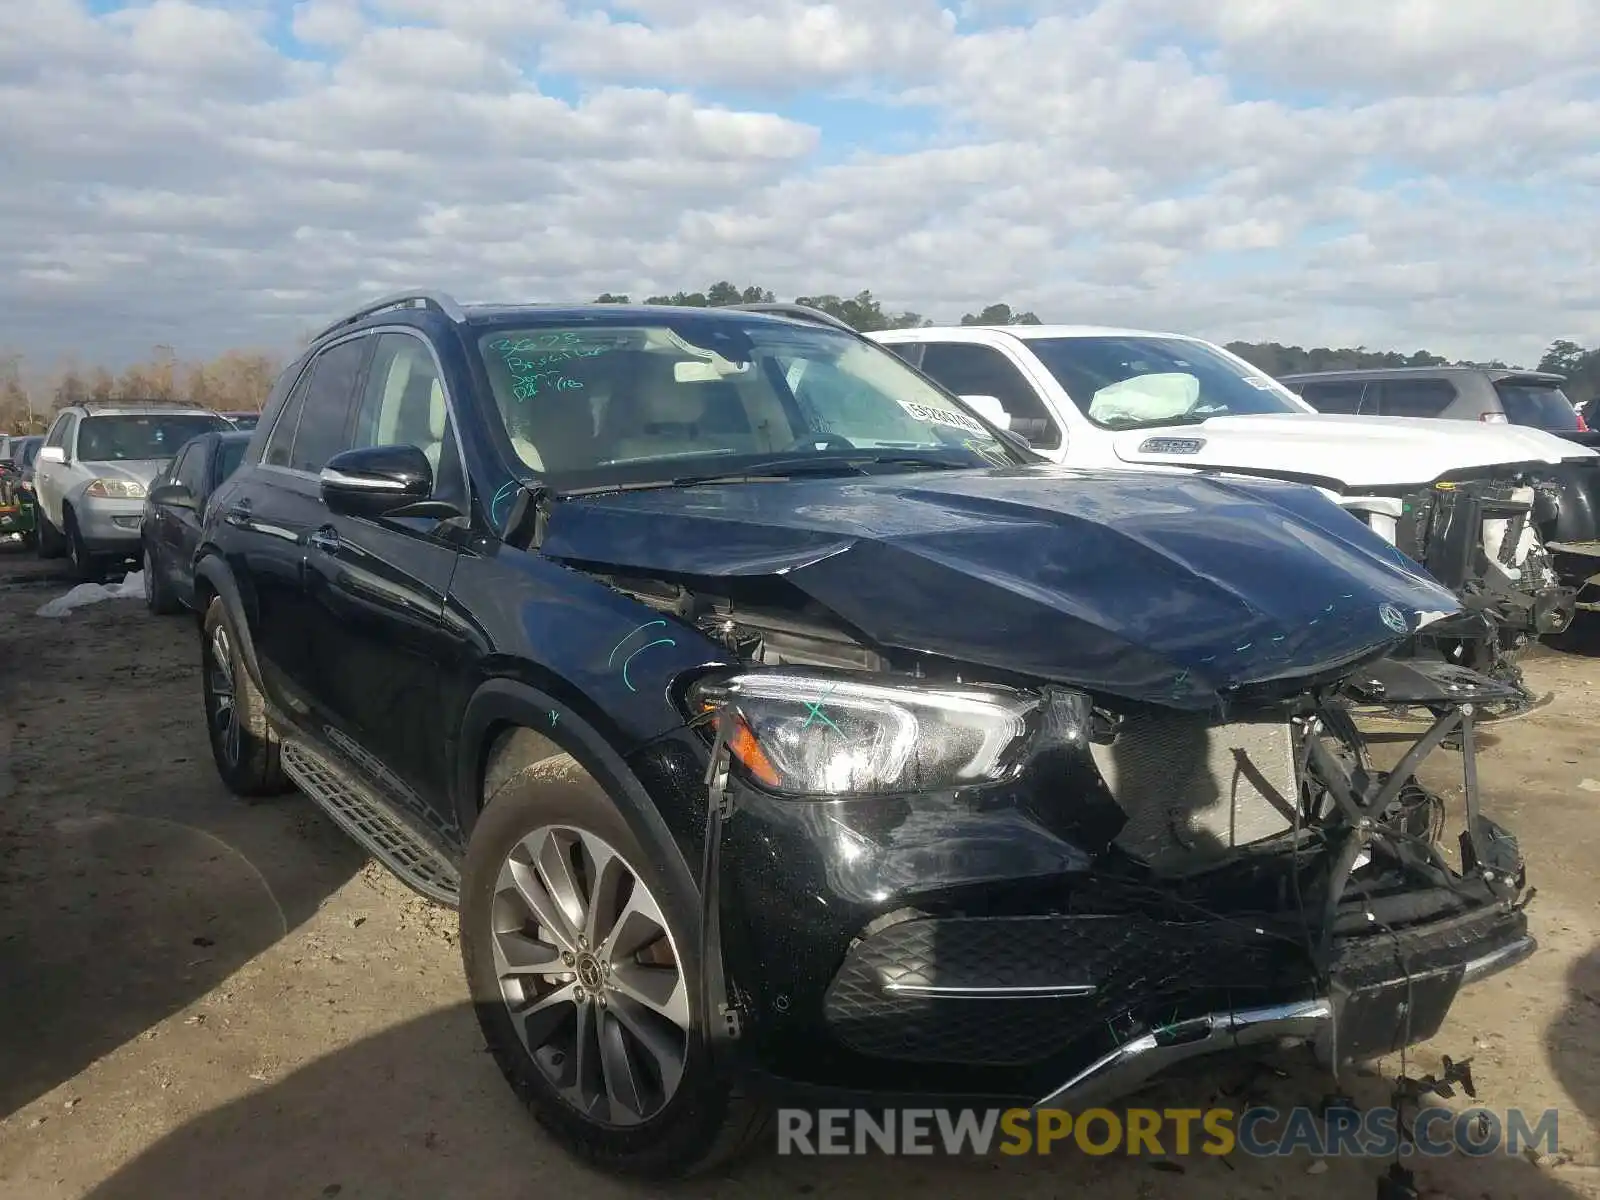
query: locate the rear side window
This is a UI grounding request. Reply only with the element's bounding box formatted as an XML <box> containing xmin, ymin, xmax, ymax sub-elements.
<box><xmin>262</xmin><ymin>339</ymin><xmax>366</xmax><ymax>473</ymax></box>
<box><xmin>290</xmin><ymin>339</ymin><xmax>366</xmax><ymax>472</ymax></box>
<box><xmin>1373</xmin><ymin>379</ymin><xmax>1455</xmax><ymax>418</ymax></box>
<box><xmin>1495</xmin><ymin>382</ymin><xmax>1578</xmax><ymax>430</ymax></box>
<box><xmin>1297</xmin><ymin>381</ymin><xmax>1367</xmax><ymax>414</ymax></box>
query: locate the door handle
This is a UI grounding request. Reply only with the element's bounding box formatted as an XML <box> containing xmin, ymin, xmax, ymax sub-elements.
<box><xmin>223</xmin><ymin>500</ymin><xmax>252</xmax><ymax>527</ymax></box>
<box><xmin>308</xmin><ymin>527</ymin><xmax>341</xmax><ymax>554</ymax></box>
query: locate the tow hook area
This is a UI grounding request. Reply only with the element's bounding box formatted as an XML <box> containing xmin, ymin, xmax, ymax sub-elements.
<box><xmin>1532</xmin><ymin>585</ymin><xmax>1577</xmax><ymax>634</ymax></box>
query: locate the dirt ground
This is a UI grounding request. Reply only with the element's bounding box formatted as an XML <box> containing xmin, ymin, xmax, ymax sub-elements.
<box><xmin>0</xmin><ymin>543</ymin><xmax>1596</xmax><ymax>1200</ymax></box>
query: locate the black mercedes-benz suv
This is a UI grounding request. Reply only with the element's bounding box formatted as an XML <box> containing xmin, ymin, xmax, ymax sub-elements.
<box><xmin>193</xmin><ymin>292</ymin><xmax>1535</xmax><ymax>1177</ymax></box>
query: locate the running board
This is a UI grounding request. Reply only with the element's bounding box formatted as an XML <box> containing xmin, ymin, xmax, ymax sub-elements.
<box><xmin>280</xmin><ymin>738</ymin><xmax>461</xmax><ymax>908</ymax></box>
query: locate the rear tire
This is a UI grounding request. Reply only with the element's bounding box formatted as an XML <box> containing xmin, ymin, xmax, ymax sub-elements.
<box><xmin>201</xmin><ymin>596</ymin><xmax>292</xmax><ymax>800</ymax></box>
<box><xmin>144</xmin><ymin>543</ymin><xmax>182</xmax><ymax>615</ymax></box>
<box><xmin>460</xmin><ymin>749</ymin><xmax>767</xmax><ymax>1179</ymax></box>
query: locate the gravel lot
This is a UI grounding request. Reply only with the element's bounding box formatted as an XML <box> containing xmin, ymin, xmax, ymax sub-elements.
<box><xmin>0</xmin><ymin>543</ymin><xmax>1596</xmax><ymax>1200</ymax></box>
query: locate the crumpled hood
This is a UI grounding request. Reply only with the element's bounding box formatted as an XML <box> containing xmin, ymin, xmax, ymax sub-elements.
<box><xmin>1113</xmin><ymin>413</ymin><xmax>1597</xmax><ymax>490</ymax></box>
<box><xmin>540</xmin><ymin>464</ymin><xmax>1463</xmax><ymax>709</ymax></box>
<box><xmin>77</xmin><ymin>459</ymin><xmax>168</xmax><ymax>489</ymax></box>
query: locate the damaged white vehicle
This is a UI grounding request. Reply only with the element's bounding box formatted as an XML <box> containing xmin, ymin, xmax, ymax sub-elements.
<box><xmin>868</xmin><ymin>323</ymin><xmax>1594</xmax><ymax>711</ymax></box>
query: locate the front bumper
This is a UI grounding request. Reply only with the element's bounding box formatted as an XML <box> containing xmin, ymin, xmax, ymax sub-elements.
<box><xmin>799</xmin><ymin>850</ymin><xmax>1532</xmax><ymax>1103</ymax></box>
<box><xmin>72</xmin><ymin>497</ymin><xmax>145</xmax><ymax>553</ymax></box>
<box><xmin>1034</xmin><ymin>927</ymin><xmax>1533</xmax><ymax>1110</ymax></box>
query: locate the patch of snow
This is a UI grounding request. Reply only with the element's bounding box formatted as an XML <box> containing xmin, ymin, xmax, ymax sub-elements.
<box><xmin>36</xmin><ymin>571</ymin><xmax>143</xmax><ymax>617</ymax></box>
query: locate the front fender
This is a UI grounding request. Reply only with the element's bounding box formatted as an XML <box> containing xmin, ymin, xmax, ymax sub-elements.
<box><xmin>453</xmin><ymin>677</ymin><xmax>704</xmax><ymax>869</ymax></box>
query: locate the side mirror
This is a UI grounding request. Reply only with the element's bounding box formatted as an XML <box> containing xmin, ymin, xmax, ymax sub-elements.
<box><xmin>38</xmin><ymin>445</ymin><xmax>65</xmax><ymax>464</ymax></box>
<box><xmin>959</xmin><ymin>394</ymin><xmax>1011</xmax><ymax>430</ymax></box>
<box><xmin>320</xmin><ymin>444</ymin><xmax>434</xmax><ymax>519</ymax></box>
<box><xmin>149</xmin><ymin>481</ymin><xmax>196</xmax><ymax>510</ymax></box>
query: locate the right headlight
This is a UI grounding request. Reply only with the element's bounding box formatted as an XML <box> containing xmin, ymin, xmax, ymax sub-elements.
<box><xmin>686</xmin><ymin>668</ymin><xmax>1046</xmax><ymax>798</ymax></box>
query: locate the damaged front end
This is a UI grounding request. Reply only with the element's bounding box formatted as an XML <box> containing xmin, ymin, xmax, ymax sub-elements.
<box><xmin>1345</xmin><ymin>475</ymin><xmax>1575</xmax><ymax>715</ymax></box>
<box><xmin>542</xmin><ymin>466</ymin><xmax>1535</xmax><ymax>1108</ymax></box>
<box><xmin>642</xmin><ymin>608</ymin><xmax>1534</xmax><ymax>1112</ymax></box>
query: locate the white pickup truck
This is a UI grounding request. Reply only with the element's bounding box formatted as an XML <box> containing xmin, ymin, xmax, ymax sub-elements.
<box><xmin>868</xmin><ymin>323</ymin><xmax>1596</xmax><ymax>706</ymax></box>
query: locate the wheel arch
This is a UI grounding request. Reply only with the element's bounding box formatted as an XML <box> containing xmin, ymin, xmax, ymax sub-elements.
<box><xmin>455</xmin><ymin>677</ymin><xmax>701</xmax><ymax>900</ymax></box>
<box><xmin>192</xmin><ymin>552</ymin><xmax>266</xmax><ymax>689</ymax></box>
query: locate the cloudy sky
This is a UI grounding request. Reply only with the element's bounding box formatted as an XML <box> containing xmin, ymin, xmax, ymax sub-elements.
<box><xmin>3</xmin><ymin>0</ymin><xmax>1599</xmax><ymax>370</ymax></box>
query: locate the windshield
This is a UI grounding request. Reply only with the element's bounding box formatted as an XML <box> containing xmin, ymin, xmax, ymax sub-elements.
<box><xmin>1495</xmin><ymin>381</ymin><xmax>1579</xmax><ymax>430</ymax></box>
<box><xmin>1026</xmin><ymin>336</ymin><xmax>1307</xmax><ymax>430</ymax></box>
<box><xmin>477</xmin><ymin>317</ymin><xmax>1018</xmax><ymax>486</ymax></box>
<box><xmin>77</xmin><ymin>414</ymin><xmax>231</xmax><ymax>462</ymax></box>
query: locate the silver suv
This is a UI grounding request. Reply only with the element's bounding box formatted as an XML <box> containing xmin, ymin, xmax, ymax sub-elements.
<box><xmin>1279</xmin><ymin>366</ymin><xmax>1584</xmax><ymax>432</ymax></box>
<box><xmin>33</xmin><ymin>400</ymin><xmax>234</xmax><ymax>580</ymax></box>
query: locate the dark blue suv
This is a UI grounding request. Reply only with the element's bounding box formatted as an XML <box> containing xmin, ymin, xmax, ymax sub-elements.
<box><xmin>194</xmin><ymin>292</ymin><xmax>1534</xmax><ymax>1177</ymax></box>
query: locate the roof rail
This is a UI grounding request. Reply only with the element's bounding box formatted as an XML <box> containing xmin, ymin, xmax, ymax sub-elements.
<box><xmin>719</xmin><ymin>302</ymin><xmax>859</xmax><ymax>335</ymax></box>
<box><xmin>311</xmin><ymin>290</ymin><xmax>466</xmax><ymax>343</ymax></box>
<box><xmin>81</xmin><ymin>398</ymin><xmax>211</xmax><ymax>411</ymax></box>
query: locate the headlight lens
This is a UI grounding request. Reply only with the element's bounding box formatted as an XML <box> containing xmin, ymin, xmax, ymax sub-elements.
<box><xmin>85</xmin><ymin>478</ymin><xmax>146</xmax><ymax>499</ymax></box>
<box><xmin>687</xmin><ymin>669</ymin><xmax>1043</xmax><ymax>797</ymax></box>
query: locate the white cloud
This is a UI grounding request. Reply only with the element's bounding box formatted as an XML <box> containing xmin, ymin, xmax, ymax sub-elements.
<box><xmin>0</xmin><ymin>0</ymin><xmax>1596</xmax><ymax>372</ymax></box>
<box><xmin>291</xmin><ymin>0</ymin><xmax>366</xmax><ymax>48</ymax></box>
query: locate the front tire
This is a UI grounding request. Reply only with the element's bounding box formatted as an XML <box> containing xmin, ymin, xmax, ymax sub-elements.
<box><xmin>201</xmin><ymin>597</ymin><xmax>292</xmax><ymax>799</ymax></box>
<box><xmin>64</xmin><ymin>508</ymin><xmax>103</xmax><ymax>583</ymax></box>
<box><xmin>460</xmin><ymin>751</ymin><xmax>766</xmax><ymax>1178</ymax></box>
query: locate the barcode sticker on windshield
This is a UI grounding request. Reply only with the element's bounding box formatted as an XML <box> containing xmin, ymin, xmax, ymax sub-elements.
<box><xmin>895</xmin><ymin>399</ymin><xmax>987</xmax><ymax>434</ymax></box>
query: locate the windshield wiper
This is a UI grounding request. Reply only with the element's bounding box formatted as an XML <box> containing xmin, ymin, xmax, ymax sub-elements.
<box><xmin>557</xmin><ymin>452</ymin><xmax>976</xmax><ymax>498</ymax></box>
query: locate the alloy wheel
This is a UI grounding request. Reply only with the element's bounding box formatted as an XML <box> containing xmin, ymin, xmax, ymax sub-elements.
<box><xmin>490</xmin><ymin>824</ymin><xmax>691</xmax><ymax>1127</ymax></box>
<box><xmin>206</xmin><ymin>622</ymin><xmax>241</xmax><ymax>767</ymax></box>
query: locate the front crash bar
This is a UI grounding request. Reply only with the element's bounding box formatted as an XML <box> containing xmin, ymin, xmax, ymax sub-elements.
<box><xmin>1302</xmin><ymin>673</ymin><xmax>1527</xmax><ymax>967</ymax></box>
